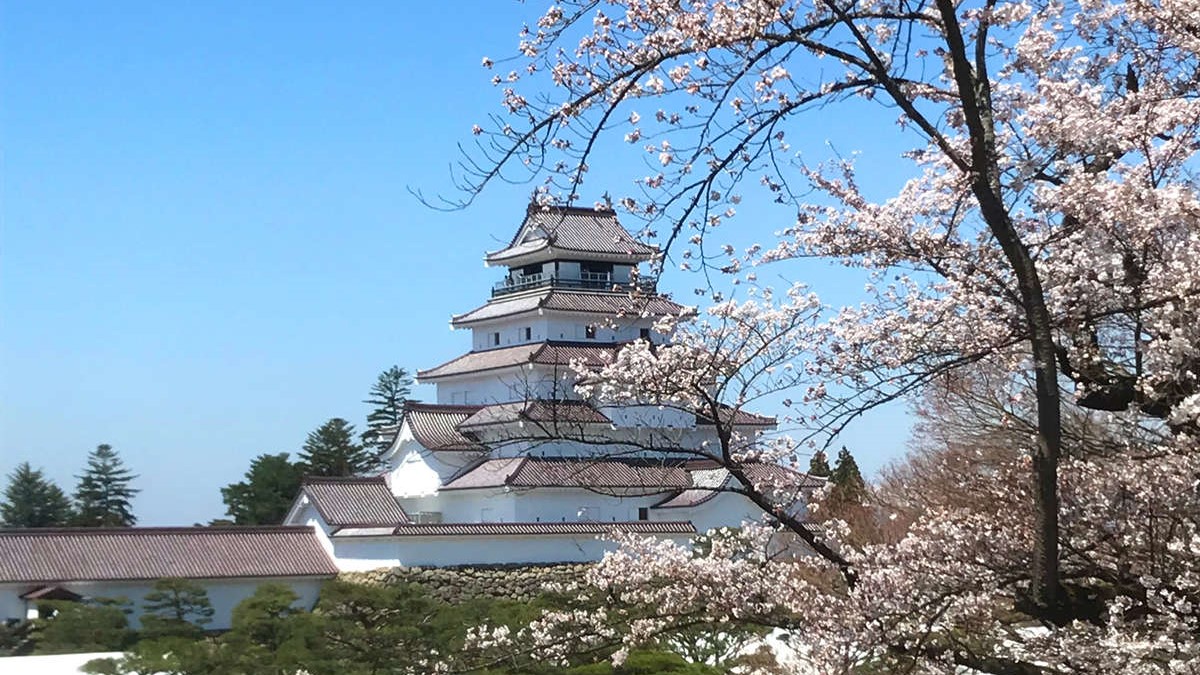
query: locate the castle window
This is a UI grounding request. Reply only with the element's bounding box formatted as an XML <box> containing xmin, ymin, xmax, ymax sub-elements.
<box><xmin>585</xmin><ymin>325</ymin><xmax>596</xmax><ymax>339</ymax></box>
<box><xmin>524</xmin><ymin>327</ymin><xmax>532</xmax><ymax>341</ymax></box>
<box><xmin>638</xmin><ymin>507</ymin><xmax>649</xmax><ymax>521</ymax></box>
<box><xmin>492</xmin><ymin>332</ymin><xmax>500</xmax><ymax>346</ymax></box>
<box><xmin>640</xmin><ymin>328</ymin><xmax>651</xmax><ymax>341</ymax></box>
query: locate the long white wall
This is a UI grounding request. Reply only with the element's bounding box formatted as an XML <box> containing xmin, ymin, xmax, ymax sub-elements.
<box><xmin>411</xmin><ymin>487</ymin><xmax>670</xmax><ymax>524</ymax></box>
<box><xmin>0</xmin><ymin>577</ymin><xmax>326</xmax><ymax>630</ymax></box>
<box><xmin>330</xmin><ymin>531</ymin><xmax>694</xmax><ymax>571</ymax></box>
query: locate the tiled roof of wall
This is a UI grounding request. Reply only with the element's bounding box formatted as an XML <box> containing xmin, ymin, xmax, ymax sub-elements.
<box><xmin>0</xmin><ymin>526</ymin><xmax>338</xmax><ymax>583</ymax></box>
<box><xmin>335</xmin><ymin>521</ymin><xmax>696</xmax><ymax>537</ymax></box>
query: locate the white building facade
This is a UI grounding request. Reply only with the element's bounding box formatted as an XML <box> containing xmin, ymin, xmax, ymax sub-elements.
<box><xmin>285</xmin><ymin>203</ymin><xmax>820</xmax><ymax>569</ymax></box>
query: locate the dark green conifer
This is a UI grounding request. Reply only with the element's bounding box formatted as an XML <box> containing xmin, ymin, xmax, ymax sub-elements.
<box><xmin>0</xmin><ymin>462</ymin><xmax>73</xmax><ymax>528</ymax></box>
<box><xmin>73</xmin><ymin>445</ymin><xmax>139</xmax><ymax>527</ymax></box>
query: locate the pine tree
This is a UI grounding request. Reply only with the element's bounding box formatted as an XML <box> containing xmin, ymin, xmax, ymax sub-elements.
<box><xmin>362</xmin><ymin>366</ymin><xmax>412</xmax><ymax>453</ymax></box>
<box><xmin>830</xmin><ymin>446</ymin><xmax>867</xmax><ymax>499</ymax></box>
<box><xmin>73</xmin><ymin>444</ymin><xmax>139</xmax><ymax>527</ymax></box>
<box><xmin>298</xmin><ymin>418</ymin><xmax>379</xmax><ymax>477</ymax></box>
<box><xmin>808</xmin><ymin>450</ymin><xmax>832</xmax><ymax>478</ymax></box>
<box><xmin>221</xmin><ymin>453</ymin><xmax>306</xmax><ymax>525</ymax></box>
<box><xmin>140</xmin><ymin>578</ymin><xmax>215</xmax><ymax>639</ymax></box>
<box><xmin>0</xmin><ymin>463</ymin><xmax>73</xmax><ymax>528</ymax></box>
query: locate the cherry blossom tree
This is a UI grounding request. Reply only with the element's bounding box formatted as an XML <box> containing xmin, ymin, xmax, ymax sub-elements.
<box><xmin>458</xmin><ymin>0</ymin><xmax>1197</xmax><ymax>603</ymax></box>
<box><xmin>448</xmin><ymin>0</ymin><xmax>1200</xmax><ymax>671</ymax></box>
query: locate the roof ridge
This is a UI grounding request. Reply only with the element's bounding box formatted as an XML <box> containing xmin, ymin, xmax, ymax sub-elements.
<box><xmin>404</xmin><ymin>401</ymin><xmax>486</xmax><ymax>413</ymax></box>
<box><xmin>528</xmin><ymin>203</ymin><xmax>616</xmax><ymax>216</ymax></box>
<box><xmin>504</xmin><ymin>456</ymin><xmax>531</xmax><ymax>486</ymax></box>
<box><xmin>0</xmin><ymin>525</ymin><xmax>316</xmax><ymax>537</ymax></box>
<box><xmin>302</xmin><ymin>475</ymin><xmax>386</xmax><ymax>485</ymax></box>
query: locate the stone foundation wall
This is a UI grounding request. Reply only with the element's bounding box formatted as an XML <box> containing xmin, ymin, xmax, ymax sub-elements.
<box><xmin>339</xmin><ymin>563</ymin><xmax>591</xmax><ymax>603</ymax></box>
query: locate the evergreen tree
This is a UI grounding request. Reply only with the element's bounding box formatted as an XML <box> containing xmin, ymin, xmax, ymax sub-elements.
<box><xmin>362</xmin><ymin>366</ymin><xmax>412</xmax><ymax>453</ymax></box>
<box><xmin>0</xmin><ymin>463</ymin><xmax>73</xmax><ymax>528</ymax></box>
<box><xmin>298</xmin><ymin>418</ymin><xmax>379</xmax><ymax>477</ymax></box>
<box><xmin>807</xmin><ymin>450</ymin><xmax>832</xmax><ymax>478</ymax></box>
<box><xmin>35</xmin><ymin>598</ymin><xmax>134</xmax><ymax>654</ymax></box>
<box><xmin>220</xmin><ymin>453</ymin><xmax>305</xmax><ymax>525</ymax></box>
<box><xmin>830</xmin><ymin>446</ymin><xmax>867</xmax><ymax>499</ymax></box>
<box><xmin>73</xmin><ymin>444</ymin><xmax>139</xmax><ymax>527</ymax></box>
<box><xmin>140</xmin><ymin>578</ymin><xmax>214</xmax><ymax>640</ymax></box>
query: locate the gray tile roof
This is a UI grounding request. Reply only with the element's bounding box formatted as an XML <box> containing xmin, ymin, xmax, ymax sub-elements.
<box><xmin>301</xmin><ymin>477</ymin><xmax>408</xmax><ymax>526</ymax></box>
<box><xmin>442</xmin><ymin>457</ymin><xmax>692</xmax><ymax>491</ymax></box>
<box><xmin>695</xmin><ymin>405</ymin><xmax>777</xmax><ymax>427</ymax></box>
<box><xmin>486</xmin><ymin>205</ymin><xmax>658</xmax><ymax>263</ymax></box>
<box><xmin>458</xmin><ymin>400</ymin><xmax>611</xmax><ymax>429</ymax></box>
<box><xmin>417</xmin><ymin>341</ymin><xmax>619</xmax><ymax>381</ymax></box>
<box><xmin>681</xmin><ymin>461</ymin><xmax>827</xmax><ymax>491</ymax></box>
<box><xmin>334</xmin><ymin>521</ymin><xmax>696</xmax><ymax>537</ymax></box>
<box><xmin>451</xmin><ymin>290</ymin><xmax>688</xmax><ymax>327</ymax></box>
<box><xmin>404</xmin><ymin>403</ymin><xmax>486</xmax><ymax>451</ymax></box>
<box><xmin>0</xmin><ymin>527</ymin><xmax>338</xmax><ymax>583</ymax></box>
<box><xmin>652</xmin><ymin>488</ymin><xmax>721</xmax><ymax>509</ymax></box>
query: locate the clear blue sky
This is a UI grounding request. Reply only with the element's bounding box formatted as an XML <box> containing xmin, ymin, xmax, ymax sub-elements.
<box><xmin>1</xmin><ymin>1</ymin><xmax>917</xmax><ymax>525</ymax></box>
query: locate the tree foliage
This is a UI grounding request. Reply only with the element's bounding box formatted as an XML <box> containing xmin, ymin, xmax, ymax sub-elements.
<box><xmin>139</xmin><ymin>578</ymin><xmax>215</xmax><ymax>640</ymax></box>
<box><xmin>89</xmin><ymin>578</ymin><xmax>716</xmax><ymax>675</ymax></box>
<box><xmin>807</xmin><ymin>450</ymin><xmax>831</xmax><ymax>478</ymax></box>
<box><xmin>35</xmin><ymin>598</ymin><xmax>134</xmax><ymax>655</ymax></box>
<box><xmin>1</xmin><ymin>462</ymin><xmax>73</xmax><ymax>528</ymax></box>
<box><xmin>829</xmin><ymin>447</ymin><xmax>865</xmax><ymax>498</ymax></box>
<box><xmin>362</xmin><ymin>365</ymin><xmax>412</xmax><ymax>454</ymax></box>
<box><xmin>451</xmin><ymin>0</ymin><xmax>1200</xmax><ymax>671</ymax></box>
<box><xmin>220</xmin><ymin>453</ymin><xmax>305</xmax><ymax>525</ymax></box>
<box><xmin>298</xmin><ymin>418</ymin><xmax>380</xmax><ymax>477</ymax></box>
<box><xmin>73</xmin><ymin>444</ymin><xmax>138</xmax><ymax>527</ymax></box>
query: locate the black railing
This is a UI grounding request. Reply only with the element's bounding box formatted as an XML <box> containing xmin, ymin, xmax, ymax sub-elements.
<box><xmin>492</xmin><ymin>275</ymin><xmax>658</xmax><ymax>297</ymax></box>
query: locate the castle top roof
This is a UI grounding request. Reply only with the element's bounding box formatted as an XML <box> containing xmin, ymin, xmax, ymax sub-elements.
<box><xmin>485</xmin><ymin>204</ymin><xmax>657</xmax><ymax>265</ymax></box>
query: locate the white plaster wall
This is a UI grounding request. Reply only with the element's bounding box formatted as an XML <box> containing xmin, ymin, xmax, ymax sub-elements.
<box><xmin>0</xmin><ymin>586</ymin><xmax>24</xmax><ymax>622</ymax></box>
<box><xmin>436</xmin><ymin>375</ymin><xmax>521</xmax><ymax>405</ymax></box>
<box><xmin>387</xmin><ymin>444</ymin><xmax>475</xmax><ymax>497</ymax></box>
<box><xmin>468</xmin><ymin>314</ymin><xmax>657</xmax><ymax>348</ymax></box>
<box><xmin>400</xmin><ymin>486</ymin><xmax>677</xmax><ymax>527</ymax></box>
<box><xmin>658</xmin><ymin>491</ymin><xmax>769</xmax><ymax>534</ymax></box>
<box><xmin>420</xmin><ymin>489</ymin><xmax>518</xmax><ymax>523</ymax></box>
<box><xmin>472</xmin><ymin>319</ymin><xmax>552</xmax><ymax>351</ymax></box>
<box><xmin>331</xmin><ymin>532</ymin><xmax>694</xmax><ymax>570</ymax></box>
<box><xmin>436</xmin><ymin>371</ymin><xmax>577</xmax><ymax>405</ymax></box>
<box><xmin>508</xmin><ymin>489</ymin><xmax>668</xmax><ymax>523</ymax></box>
<box><xmin>0</xmin><ymin>578</ymin><xmax>326</xmax><ymax>630</ymax></box>
<box><xmin>601</xmin><ymin>404</ymin><xmax>699</xmax><ymax>430</ymax></box>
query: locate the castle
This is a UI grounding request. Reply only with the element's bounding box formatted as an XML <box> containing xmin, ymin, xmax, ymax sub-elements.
<box><xmin>283</xmin><ymin>202</ymin><xmax>819</xmax><ymax>569</ymax></box>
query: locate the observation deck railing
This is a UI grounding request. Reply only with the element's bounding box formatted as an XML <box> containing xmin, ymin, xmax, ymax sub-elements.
<box><xmin>492</xmin><ymin>273</ymin><xmax>658</xmax><ymax>297</ymax></box>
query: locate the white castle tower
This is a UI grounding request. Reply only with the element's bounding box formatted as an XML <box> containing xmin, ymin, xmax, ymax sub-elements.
<box><xmin>285</xmin><ymin>203</ymin><xmax>816</xmax><ymax>570</ymax></box>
